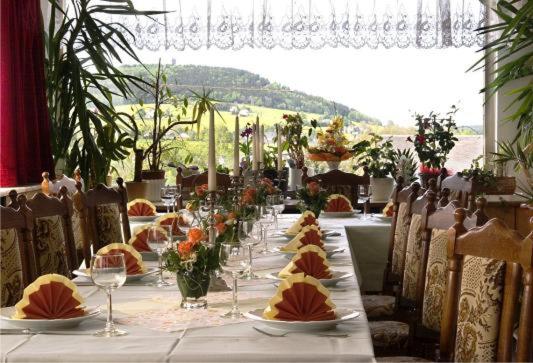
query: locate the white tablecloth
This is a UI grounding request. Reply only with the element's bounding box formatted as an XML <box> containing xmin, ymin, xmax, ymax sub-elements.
<box><xmin>1</xmin><ymin>215</ymin><xmax>388</xmax><ymax>363</ymax></box>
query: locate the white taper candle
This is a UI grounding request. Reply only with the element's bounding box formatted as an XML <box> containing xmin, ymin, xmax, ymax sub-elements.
<box><xmin>233</xmin><ymin>116</ymin><xmax>240</xmax><ymax>177</ymax></box>
<box><xmin>208</xmin><ymin>108</ymin><xmax>217</xmax><ymax>191</ymax></box>
<box><xmin>277</xmin><ymin>125</ymin><xmax>283</xmax><ymax>171</ymax></box>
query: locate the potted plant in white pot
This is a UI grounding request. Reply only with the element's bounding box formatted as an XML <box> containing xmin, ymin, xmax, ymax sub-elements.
<box><xmin>352</xmin><ymin>133</ymin><xmax>396</xmax><ymax>202</ymax></box>
<box><xmin>131</xmin><ymin>60</ymin><xmax>209</xmax><ymax>201</ymax></box>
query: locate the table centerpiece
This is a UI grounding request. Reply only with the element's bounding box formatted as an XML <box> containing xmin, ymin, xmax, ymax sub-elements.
<box><xmin>307</xmin><ymin>116</ymin><xmax>352</xmax><ymax>170</ymax></box>
<box><xmin>296</xmin><ymin>181</ymin><xmax>329</xmax><ymax>217</ymax></box>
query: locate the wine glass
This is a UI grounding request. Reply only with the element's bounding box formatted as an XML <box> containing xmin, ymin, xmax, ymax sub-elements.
<box><xmin>148</xmin><ymin>225</ymin><xmax>173</xmax><ymax>287</ymax></box>
<box><xmin>359</xmin><ymin>185</ymin><xmax>371</xmax><ymax>219</ymax></box>
<box><xmin>90</xmin><ymin>253</ymin><xmax>127</xmax><ymax>337</ymax></box>
<box><xmin>174</xmin><ymin>185</ymin><xmax>182</xmax><ymax>213</ymax></box>
<box><xmin>161</xmin><ymin>186</ymin><xmax>176</xmax><ymax>213</ymax></box>
<box><xmin>258</xmin><ymin>206</ymin><xmax>275</xmax><ymax>254</ymax></box>
<box><xmin>239</xmin><ymin>220</ymin><xmax>260</xmax><ymax>280</ymax></box>
<box><xmin>219</xmin><ymin>242</ymin><xmax>250</xmax><ymax>318</ymax></box>
<box><xmin>267</xmin><ymin>194</ymin><xmax>285</xmax><ymax>228</ymax></box>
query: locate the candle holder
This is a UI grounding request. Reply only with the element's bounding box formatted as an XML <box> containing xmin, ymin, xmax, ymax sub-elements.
<box><xmin>206</xmin><ymin>190</ymin><xmax>217</xmax><ymax>247</ymax></box>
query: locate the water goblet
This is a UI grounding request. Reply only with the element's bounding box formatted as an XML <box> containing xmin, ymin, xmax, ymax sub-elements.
<box><xmin>148</xmin><ymin>225</ymin><xmax>173</xmax><ymax>287</ymax></box>
<box><xmin>258</xmin><ymin>206</ymin><xmax>275</xmax><ymax>254</ymax></box>
<box><xmin>90</xmin><ymin>253</ymin><xmax>127</xmax><ymax>337</ymax></box>
<box><xmin>239</xmin><ymin>220</ymin><xmax>260</xmax><ymax>280</ymax></box>
<box><xmin>268</xmin><ymin>194</ymin><xmax>285</xmax><ymax>228</ymax></box>
<box><xmin>161</xmin><ymin>186</ymin><xmax>176</xmax><ymax>213</ymax></box>
<box><xmin>359</xmin><ymin>185</ymin><xmax>371</xmax><ymax>220</ymax></box>
<box><xmin>219</xmin><ymin>242</ymin><xmax>250</xmax><ymax>318</ymax></box>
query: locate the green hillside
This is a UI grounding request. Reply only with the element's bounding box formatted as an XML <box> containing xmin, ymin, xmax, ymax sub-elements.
<box><xmin>117</xmin><ymin>64</ymin><xmax>381</xmax><ymax>124</ymax></box>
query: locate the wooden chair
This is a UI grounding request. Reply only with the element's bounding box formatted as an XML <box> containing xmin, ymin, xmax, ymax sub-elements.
<box><xmin>440</xmin><ymin>173</ymin><xmax>472</xmax><ymax>210</ymax></box>
<box><xmin>85</xmin><ymin>178</ymin><xmax>130</xmax><ymax>254</ymax></box>
<box><xmin>440</xmin><ymin>214</ymin><xmax>533</xmax><ymax>362</ymax></box>
<box><xmin>72</xmin><ymin>182</ymin><xmax>91</xmax><ymax>267</ymax></box>
<box><xmin>0</xmin><ymin>202</ymin><xmax>36</xmax><ymax>307</ymax></box>
<box><xmin>25</xmin><ymin>188</ymin><xmax>78</xmax><ymax>277</ymax></box>
<box><xmin>301</xmin><ymin>167</ymin><xmax>370</xmax><ymax>207</ymax></box>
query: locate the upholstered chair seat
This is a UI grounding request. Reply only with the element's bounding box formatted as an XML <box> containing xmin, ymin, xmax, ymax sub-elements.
<box><xmin>369</xmin><ymin>320</ymin><xmax>410</xmax><ymax>348</ymax></box>
<box><xmin>362</xmin><ymin>295</ymin><xmax>396</xmax><ymax>318</ymax></box>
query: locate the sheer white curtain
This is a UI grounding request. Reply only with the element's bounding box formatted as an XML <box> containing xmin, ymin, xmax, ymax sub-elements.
<box><xmin>100</xmin><ymin>0</ymin><xmax>486</xmax><ymax>50</ymax></box>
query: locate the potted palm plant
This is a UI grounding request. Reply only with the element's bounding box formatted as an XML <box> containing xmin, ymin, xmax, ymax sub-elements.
<box><xmin>352</xmin><ymin>133</ymin><xmax>396</xmax><ymax>202</ymax></box>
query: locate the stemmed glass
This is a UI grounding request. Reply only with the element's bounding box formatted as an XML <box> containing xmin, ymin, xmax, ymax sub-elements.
<box><xmin>219</xmin><ymin>242</ymin><xmax>250</xmax><ymax>318</ymax></box>
<box><xmin>258</xmin><ymin>206</ymin><xmax>275</xmax><ymax>254</ymax></box>
<box><xmin>359</xmin><ymin>185</ymin><xmax>371</xmax><ymax>220</ymax></box>
<box><xmin>161</xmin><ymin>186</ymin><xmax>176</xmax><ymax>213</ymax></box>
<box><xmin>148</xmin><ymin>225</ymin><xmax>173</xmax><ymax>287</ymax></box>
<box><xmin>90</xmin><ymin>253</ymin><xmax>127</xmax><ymax>337</ymax></box>
<box><xmin>267</xmin><ymin>194</ymin><xmax>285</xmax><ymax>228</ymax></box>
<box><xmin>239</xmin><ymin>220</ymin><xmax>260</xmax><ymax>280</ymax></box>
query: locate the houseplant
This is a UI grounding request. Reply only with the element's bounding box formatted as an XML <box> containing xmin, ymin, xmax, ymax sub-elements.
<box><xmin>406</xmin><ymin>107</ymin><xmax>458</xmax><ymax>187</ymax></box>
<box><xmin>45</xmin><ymin>0</ymin><xmax>163</xmax><ymax>187</ymax></box>
<box><xmin>164</xmin><ymin>227</ymin><xmax>220</xmax><ymax>309</ymax></box>
<box><xmin>307</xmin><ymin>116</ymin><xmax>352</xmax><ymax>170</ymax></box>
<box><xmin>352</xmin><ymin>133</ymin><xmax>396</xmax><ymax>202</ymax></box>
<box><xmin>391</xmin><ymin>148</ymin><xmax>418</xmax><ymax>184</ymax></box>
<box><xmin>296</xmin><ymin>181</ymin><xmax>329</xmax><ymax>217</ymax></box>
<box><xmin>279</xmin><ymin>113</ymin><xmax>314</xmax><ymax>190</ymax></box>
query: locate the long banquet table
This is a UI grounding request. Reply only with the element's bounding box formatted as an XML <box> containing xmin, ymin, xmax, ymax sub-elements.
<box><xmin>1</xmin><ymin>214</ymin><xmax>391</xmax><ymax>363</ymax></box>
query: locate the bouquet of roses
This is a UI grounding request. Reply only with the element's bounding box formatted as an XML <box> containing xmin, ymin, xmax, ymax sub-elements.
<box><xmin>296</xmin><ymin>181</ymin><xmax>329</xmax><ymax>217</ymax></box>
<box><xmin>164</xmin><ymin>227</ymin><xmax>219</xmax><ymax>275</ymax></box>
<box><xmin>186</xmin><ymin>183</ymin><xmax>209</xmax><ymax>212</ymax></box>
<box><xmin>307</xmin><ymin>116</ymin><xmax>352</xmax><ymax>162</ymax></box>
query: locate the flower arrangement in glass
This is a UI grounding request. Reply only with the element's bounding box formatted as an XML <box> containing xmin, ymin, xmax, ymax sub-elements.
<box><xmin>239</xmin><ymin>178</ymin><xmax>276</xmax><ymax>218</ymax></box>
<box><xmin>307</xmin><ymin>116</ymin><xmax>352</xmax><ymax>166</ymax></box>
<box><xmin>296</xmin><ymin>181</ymin><xmax>329</xmax><ymax>217</ymax></box>
<box><xmin>164</xmin><ymin>227</ymin><xmax>220</xmax><ymax>309</ymax></box>
<box><xmin>279</xmin><ymin>113</ymin><xmax>313</xmax><ymax>169</ymax></box>
<box><xmin>185</xmin><ymin>184</ymin><xmax>209</xmax><ymax>212</ymax></box>
<box><xmin>407</xmin><ymin>107</ymin><xmax>458</xmax><ymax>177</ymax></box>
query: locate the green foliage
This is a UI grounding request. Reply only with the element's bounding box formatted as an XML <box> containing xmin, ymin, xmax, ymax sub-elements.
<box><xmin>279</xmin><ymin>113</ymin><xmax>315</xmax><ymax>169</ymax></box>
<box><xmin>391</xmin><ymin>148</ymin><xmax>418</xmax><ymax>183</ymax></box>
<box><xmin>461</xmin><ymin>155</ymin><xmax>497</xmax><ymax>189</ymax></box>
<box><xmin>469</xmin><ymin>0</ymin><xmax>532</xmax><ymax>143</ymax></box>
<box><xmin>45</xmin><ymin>0</ymin><xmax>163</xmax><ymax>186</ymax></box>
<box><xmin>352</xmin><ymin>133</ymin><xmax>395</xmax><ymax>178</ymax></box>
<box><xmin>492</xmin><ymin>140</ymin><xmax>533</xmax><ymax>200</ymax></box>
<box><xmin>406</xmin><ymin>107</ymin><xmax>459</xmax><ymax>169</ymax></box>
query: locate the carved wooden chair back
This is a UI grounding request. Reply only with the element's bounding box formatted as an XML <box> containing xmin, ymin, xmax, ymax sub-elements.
<box><xmin>191</xmin><ymin>171</ymin><xmax>232</xmax><ymax>190</ymax></box>
<box><xmin>72</xmin><ymin>182</ymin><xmax>91</xmax><ymax>267</ymax></box>
<box><xmin>416</xmin><ymin>200</ymin><xmax>478</xmax><ymax>333</ymax></box>
<box><xmin>440</xmin><ymin>214</ymin><xmax>533</xmax><ymax>362</ymax></box>
<box><xmin>383</xmin><ymin>181</ymin><xmax>423</xmax><ymax>290</ymax></box>
<box><xmin>301</xmin><ymin>167</ymin><xmax>370</xmax><ymax>207</ymax></box>
<box><xmin>0</xmin><ymin>201</ymin><xmax>36</xmax><ymax>307</ymax></box>
<box><xmin>25</xmin><ymin>188</ymin><xmax>78</xmax><ymax>277</ymax></box>
<box><xmin>85</xmin><ymin>178</ymin><xmax>130</xmax><ymax>254</ymax></box>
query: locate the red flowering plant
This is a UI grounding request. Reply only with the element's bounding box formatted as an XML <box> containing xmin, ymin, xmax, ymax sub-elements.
<box><xmin>296</xmin><ymin>181</ymin><xmax>329</xmax><ymax>217</ymax></box>
<box><xmin>407</xmin><ymin>107</ymin><xmax>458</xmax><ymax>172</ymax></box>
<box><xmin>163</xmin><ymin>227</ymin><xmax>220</xmax><ymax>275</ymax></box>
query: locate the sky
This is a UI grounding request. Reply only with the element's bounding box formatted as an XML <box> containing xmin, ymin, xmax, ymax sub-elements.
<box><xmin>132</xmin><ymin>46</ymin><xmax>484</xmax><ymax>127</ymax></box>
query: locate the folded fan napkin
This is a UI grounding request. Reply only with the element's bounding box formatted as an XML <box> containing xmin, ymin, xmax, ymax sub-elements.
<box><xmin>13</xmin><ymin>274</ymin><xmax>85</xmax><ymax>319</ymax></box>
<box><xmin>279</xmin><ymin>244</ymin><xmax>332</xmax><ymax>279</ymax></box>
<box><xmin>263</xmin><ymin>273</ymin><xmax>335</xmax><ymax>321</ymax></box>
<box><xmin>128</xmin><ymin>225</ymin><xmax>168</xmax><ymax>252</ymax></box>
<box><xmin>97</xmin><ymin>243</ymin><xmax>146</xmax><ymax>275</ymax></box>
<box><xmin>285</xmin><ymin>211</ymin><xmax>318</xmax><ymax>235</ymax></box>
<box><xmin>324</xmin><ymin>194</ymin><xmax>353</xmax><ymax>212</ymax></box>
<box><xmin>127</xmin><ymin>199</ymin><xmax>156</xmax><ymax>216</ymax></box>
<box><xmin>155</xmin><ymin>213</ymin><xmax>185</xmax><ymax>236</ymax></box>
<box><xmin>281</xmin><ymin>225</ymin><xmax>324</xmax><ymax>252</ymax></box>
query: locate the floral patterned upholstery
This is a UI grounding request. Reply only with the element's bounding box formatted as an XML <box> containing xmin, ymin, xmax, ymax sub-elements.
<box><xmin>1</xmin><ymin>228</ymin><xmax>23</xmax><ymax>307</ymax></box>
<box><xmin>391</xmin><ymin>203</ymin><xmax>410</xmax><ymax>276</ymax></box>
<box><xmin>369</xmin><ymin>320</ymin><xmax>409</xmax><ymax>348</ymax></box>
<box><xmin>421</xmin><ymin>229</ymin><xmax>448</xmax><ymax>332</ymax></box>
<box><xmin>401</xmin><ymin>214</ymin><xmax>423</xmax><ymax>301</ymax></box>
<box><xmin>454</xmin><ymin>256</ymin><xmax>504</xmax><ymax>362</ymax></box>
<box><xmin>71</xmin><ymin>208</ymin><xmax>84</xmax><ymax>250</ymax></box>
<box><xmin>95</xmin><ymin>203</ymin><xmax>123</xmax><ymax>246</ymax></box>
<box><xmin>34</xmin><ymin>215</ymin><xmax>70</xmax><ymax>276</ymax></box>
<box><xmin>362</xmin><ymin>295</ymin><xmax>396</xmax><ymax>318</ymax></box>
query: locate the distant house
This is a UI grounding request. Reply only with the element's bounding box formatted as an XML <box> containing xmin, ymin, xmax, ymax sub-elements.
<box><xmin>238</xmin><ymin>109</ymin><xmax>250</xmax><ymax>117</ymax></box>
<box><xmin>229</xmin><ymin>106</ymin><xmax>239</xmax><ymax>115</ymax></box>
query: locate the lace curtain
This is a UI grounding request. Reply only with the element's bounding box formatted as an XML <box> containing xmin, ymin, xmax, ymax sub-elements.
<box><xmin>103</xmin><ymin>0</ymin><xmax>486</xmax><ymax>51</ymax></box>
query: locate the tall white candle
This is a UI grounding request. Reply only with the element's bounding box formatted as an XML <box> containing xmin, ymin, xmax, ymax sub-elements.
<box><xmin>259</xmin><ymin>125</ymin><xmax>265</xmax><ymax>166</ymax></box>
<box><xmin>208</xmin><ymin>108</ymin><xmax>217</xmax><ymax>191</ymax></box>
<box><xmin>277</xmin><ymin>125</ymin><xmax>283</xmax><ymax>171</ymax></box>
<box><xmin>233</xmin><ymin>116</ymin><xmax>240</xmax><ymax>177</ymax></box>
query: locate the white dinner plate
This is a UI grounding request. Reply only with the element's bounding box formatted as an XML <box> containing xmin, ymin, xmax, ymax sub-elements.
<box><xmin>320</xmin><ymin>211</ymin><xmax>360</xmax><ymax>218</ymax></box>
<box><xmin>128</xmin><ymin>215</ymin><xmax>159</xmax><ymax>222</ymax></box>
<box><xmin>265</xmin><ymin>270</ymin><xmax>353</xmax><ymax>287</ymax></box>
<box><xmin>245</xmin><ymin>308</ymin><xmax>360</xmax><ymax>332</ymax></box>
<box><xmin>73</xmin><ymin>267</ymin><xmax>159</xmax><ymax>282</ymax></box>
<box><xmin>275</xmin><ymin>246</ymin><xmax>345</xmax><ymax>259</ymax></box>
<box><xmin>0</xmin><ymin>306</ymin><xmax>100</xmax><ymax>330</ymax></box>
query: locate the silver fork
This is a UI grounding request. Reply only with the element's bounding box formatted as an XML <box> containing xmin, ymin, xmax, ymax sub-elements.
<box><xmin>253</xmin><ymin>326</ymin><xmax>349</xmax><ymax>338</ymax></box>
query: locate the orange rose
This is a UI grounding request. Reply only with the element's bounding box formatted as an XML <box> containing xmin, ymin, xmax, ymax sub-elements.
<box><xmin>307</xmin><ymin>181</ymin><xmax>320</xmax><ymax>196</ymax></box>
<box><xmin>215</xmin><ymin>222</ymin><xmax>226</xmax><ymax>234</ymax></box>
<box><xmin>187</xmin><ymin>227</ymin><xmax>205</xmax><ymax>243</ymax></box>
<box><xmin>178</xmin><ymin>240</ymin><xmax>198</xmax><ymax>258</ymax></box>
<box><xmin>213</xmin><ymin>213</ymin><xmax>225</xmax><ymax>224</ymax></box>
<box><xmin>227</xmin><ymin>212</ymin><xmax>237</xmax><ymax>221</ymax></box>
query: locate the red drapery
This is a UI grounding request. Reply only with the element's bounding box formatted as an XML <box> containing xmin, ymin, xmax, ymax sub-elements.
<box><xmin>0</xmin><ymin>0</ymin><xmax>53</xmax><ymax>187</ymax></box>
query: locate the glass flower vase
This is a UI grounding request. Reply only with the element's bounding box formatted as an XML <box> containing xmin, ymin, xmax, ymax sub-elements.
<box><xmin>176</xmin><ymin>271</ymin><xmax>210</xmax><ymax>309</ymax></box>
